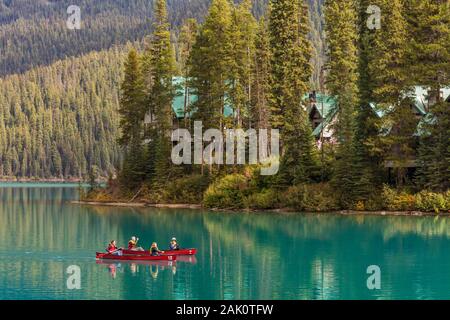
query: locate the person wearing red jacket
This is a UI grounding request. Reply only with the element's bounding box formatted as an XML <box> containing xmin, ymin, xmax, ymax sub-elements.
<box><xmin>106</xmin><ymin>240</ymin><xmax>122</xmax><ymax>255</ymax></box>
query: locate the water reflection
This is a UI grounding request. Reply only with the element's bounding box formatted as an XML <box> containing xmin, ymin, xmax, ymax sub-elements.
<box><xmin>1</xmin><ymin>185</ymin><xmax>450</xmax><ymax>299</ymax></box>
<box><xmin>96</xmin><ymin>260</ymin><xmax>177</xmax><ymax>279</ymax></box>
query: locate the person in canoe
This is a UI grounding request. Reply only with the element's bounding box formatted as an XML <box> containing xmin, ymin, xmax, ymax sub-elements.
<box><xmin>169</xmin><ymin>237</ymin><xmax>180</xmax><ymax>250</ymax></box>
<box><xmin>150</xmin><ymin>242</ymin><xmax>162</xmax><ymax>256</ymax></box>
<box><xmin>106</xmin><ymin>240</ymin><xmax>123</xmax><ymax>255</ymax></box>
<box><xmin>128</xmin><ymin>236</ymin><xmax>144</xmax><ymax>251</ymax></box>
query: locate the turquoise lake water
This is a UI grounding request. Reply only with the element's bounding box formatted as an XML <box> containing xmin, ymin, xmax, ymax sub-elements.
<box><xmin>1</xmin><ymin>183</ymin><xmax>450</xmax><ymax>300</ymax></box>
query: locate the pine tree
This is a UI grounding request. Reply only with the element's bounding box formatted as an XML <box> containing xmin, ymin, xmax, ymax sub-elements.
<box><xmin>229</xmin><ymin>0</ymin><xmax>257</xmax><ymax>128</ymax></box>
<box><xmin>178</xmin><ymin>18</ymin><xmax>198</xmax><ymax>127</ymax></box>
<box><xmin>179</xmin><ymin>19</ymin><xmax>198</xmax><ymax>75</ymax></box>
<box><xmin>118</xmin><ymin>49</ymin><xmax>146</xmax><ymax>148</ymax></box>
<box><xmin>269</xmin><ymin>0</ymin><xmax>320</xmax><ymax>186</ymax></box>
<box><xmin>364</xmin><ymin>0</ymin><xmax>416</xmax><ymax>186</ymax></box>
<box><xmin>189</xmin><ymin>0</ymin><xmax>233</xmax><ymax>131</ymax></box>
<box><xmin>416</xmin><ymin>101</ymin><xmax>450</xmax><ymax>191</ymax></box>
<box><xmin>406</xmin><ymin>0</ymin><xmax>450</xmax><ymax>100</ymax></box>
<box><xmin>357</xmin><ymin>0</ymin><xmax>375</xmax><ymax>114</ymax></box>
<box><xmin>369</xmin><ymin>0</ymin><xmax>409</xmax><ymax>104</ymax></box>
<box><xmin>353</xmin><ymin>0</ymin><xmax>384</xmax><ymax>196</ymax></box>
<box><xmin>268</xmin><ymin>0</ymin><xmax>297</xmax><ymax>132</ymax></box>
<box><xmin>118</xmin><ymin>48</ymin><xmax>147</xmax><ymax>187</ymax></box>
<box><xmin>188</xmin><ymin>0</ymin><xmax>235</xmax><ymax>176</ymax></box>
<box><xmin>357</xmin><ymin>0</ymin><xmax>386</xmax><ymax>144</ymax></box>
<box><xmin>413</xmin><ymin>0</ymin><xmax>450</xmax><ymax>191</ymax></box>
<box><xmin>325</xmin><ymin>0</ymin><xmax>360</xmax><ymax>206</ymax></box>
<box><xmin>145</xmin><ymin>0</ymin><xmax>175</xmax><ymax>185</ymax></box>
<box><xmin>251</xmin><ymin>16</ymin><xmax>271</xmax><ymax>130</ymax></box>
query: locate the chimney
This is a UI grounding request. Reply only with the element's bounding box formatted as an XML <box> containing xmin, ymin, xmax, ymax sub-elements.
<box><xmin>309</xmin><ymin>91</ymin><xmax>317</xmax><ymax>102</ymax></box>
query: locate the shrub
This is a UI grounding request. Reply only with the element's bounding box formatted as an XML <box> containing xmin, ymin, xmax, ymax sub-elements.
<box><xmin>381</xmin><ymin>185</ymin><xmax>415</xmax><ymax>211</ymax></box>
<box><xmin>381</xmin><ymin>186</ymin><xmax>449</xmax><ymax>213</ymax></box>
<box><xmin>354</xmin><ymin>201</ymin><xmax>365</xmax><ymax>211</ymax></box>
<box><xmin>138</xmin><ymin>175</ymin><xmax>211</xmax><ymax>204</ymax></box>
<box><xmin>282</xmin><ymin>183</ymin><xmax>340</xmax><ymax>212</ymax></box>
<box><xmin>244</xmin><ymin>189</ymin><xmax>280</xmax><ymax>210</ymax></box>
<box><xmin>446</xmin><ymin>191</ymin><xmax>450</xmax><ymax>210</ymax></box>
<box><xmin>203</xmin><ymin>174</ymin><xmax>252</xmax><ymax>209</ymax></box>
<box><xmin>363</xmin><ymin>194</ymin><xmax>384</xmax><ymax>211</ymax></box>
<box><xmin>83</xmin><ymin>188</ymin><xmax>115</xmax><ymax>202</ymax></box>
<box><xmin>415</xmin><ymin>190</ymin><xmax>448</xmax><ymax>213</ymax></box>
<box><xmin>163</xmin><ymin>175</ymin><xmax>211</xmax><ymax>204</ymax></box>
<box><xmin>136</xmin><ymin>184</ymin><xmax>162</xmax><ymax>203</ymax></box>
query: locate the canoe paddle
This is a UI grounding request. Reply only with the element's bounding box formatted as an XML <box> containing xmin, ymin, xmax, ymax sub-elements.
<box><xmin>98</xmin><ymin>248</ymin><xmax>123</xmax><ymax>258</ymax></box>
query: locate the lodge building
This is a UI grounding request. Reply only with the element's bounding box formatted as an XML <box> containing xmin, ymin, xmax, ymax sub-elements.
<box><xmin>144</xmin><ymin>77</ymin><xmax>450</xmax><ymax>172</ymax></box>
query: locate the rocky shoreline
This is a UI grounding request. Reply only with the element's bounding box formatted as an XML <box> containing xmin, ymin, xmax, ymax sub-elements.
<box><xmin>0</xmin><ymin>178</ymin><xmax>110</xmax><ymax>183</ymax></box>
<box><xmin>0</xmin><ymin>178</ymin><xmax>83</xmax><ymax>183</ymax></box>
<box><xmin>71</xmin><ymin>200</ymin><xmax>202</xmax><ymax>209</ymax></box>
<box><xmin>71</xmin><ymin>200</ymin><xmax>446</xmax><ymax>216</ymax></box>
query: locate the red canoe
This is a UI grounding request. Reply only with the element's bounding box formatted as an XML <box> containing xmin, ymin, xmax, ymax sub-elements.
<box><xmin>96</xmin><ymin>252</ymin><xmax>176</xmax><ymax>261</ymax></box>
<box><xmin>122</xmin><ymin>248</ymin><xmax>197</xmax><ymax>256</ymax></box>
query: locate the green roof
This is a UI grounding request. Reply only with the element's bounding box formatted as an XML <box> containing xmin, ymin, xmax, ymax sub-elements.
<box><xmin>368</xmin><ymin>86</ymin><xmax>430</xmax><ymax>118</ymax></box>
<box><xmin>306</xmin><ymin>86</ymin><xmax>446</xmax><ymax>138</ymax></box>
<box><xmin>415</xmin><ymin>88</ymin><xmax>450</xmax><ymax>136</ymax></box>
<box><xmin>411</xmin><ymin>86</ymin><xmax>450</xmax><ymax>112</ymax></box>
<box><xmin>172</xmin><ymin>77</ymin><xmax>197</xmax><ymax>118</ymax></box>
<box><xmin>305</xmin><ymin>93</ymin><xmax>337</xmax><ymax>118</ymax></box>
<box><xmin>172</xmin><ymin>77</ymin><xmax>234</xmax><ymax>119</ymax></box>
<box><xmin>369</xmin><ymin>102</ymin><xmax>389</xmax><ymax>118</ymax></box>
<box><xmin>312</xmin><ymin>108</ymin><xmax>338</xmax><ymax>137</ymax></box>
<box><xmin>411</xmin><ymin>86</ymin><xmax>428</xmax><ymax>115</ymax></box>
<box><xmin>443</xmin><ymin>87</ymin><xmax>450</xmax><ymax>102</ymax></box>
<box><xmin>368</xmin><ymin>86</ymin><xmax>450</xmax><ymax>137</ymax></box>
<box><xmin>304</xmin><ymin>93</ymin><xmax>338</xmax><ymax>137</ymax></box>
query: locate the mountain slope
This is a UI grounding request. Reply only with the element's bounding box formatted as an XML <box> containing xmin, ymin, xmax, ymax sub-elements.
<box><xmin>0</xmin><ymin>0</ymin><xmax>209</xmax><ymax>76</ymax></box>
<box><xmin>0</xmin><ymin>0</ymin><xmax>325</xmax><ymax>78</ymax></box>
<box><xmin>0</xmin><ymin>46</ymin><xmax>128</xmax><ymax>178</ymax></box>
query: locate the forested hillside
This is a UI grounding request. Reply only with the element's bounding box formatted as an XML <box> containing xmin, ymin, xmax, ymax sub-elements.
<box><xmin>0</xmin><ymin>0</ymin><xmax>324</xmax><ymax>77</ymax></box>
<box><xmin>0</xmin><ymin>46</ymin><xmax>127</xmax><ymax>179</ymax></box>
<box><xmin>0</xmin><ymin>0</ymin><xmax>288</xmax><ymax>76</ymax></box>
<box><xmin>0</xmin><ymin>0</ymin><xmax>204</xmax><ymax>76</ymax></box>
